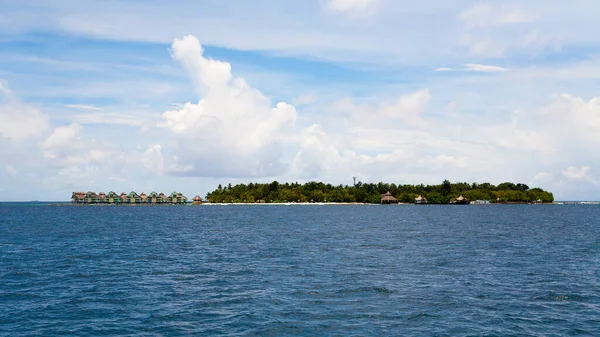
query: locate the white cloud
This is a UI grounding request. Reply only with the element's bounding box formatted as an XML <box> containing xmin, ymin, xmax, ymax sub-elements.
<box><xmin>333</xmin><ymin>89</ymin><xmax>432</xmax><ymax>131</ymax></box>
<box><xmin>463</xmin><ymin>64</ymin><xmax>506</xmax><ymax>72</ymax></box>
<box><xmin>435</xmin><ymin>64</ymin><xmax>506</xmax><ymax>72</ymax></box>
<box><xmin>0</xmin><ymin>83</ymin><xmax>50</xmax><ymax>142</ymax></box>
<box><xmin>326</xmin><ymin>0</ymin><xmax>379</xmax><ymax>17</ymax></box>
<box><xmin>293</xmin><ymin>124</ymin><xmax>342</xmax><ymax>178</ymax></box>
<box><xmin>160</xmin><ymin>35</ymin><xmax>297</xmax><ymax>177</ymax></box>
<box><xmin>456</xmin><ymin>3</ymin><xmax>539</xmax><ymax>57</ymax></box>
<box><xmin>563</xmin><ymin>166</ymin><xmax>591</xmax><ymax>179</ymax></box>
<box><xmin>72</xmin><ymin>112</ymin><xmax>149</xmax><ymax>127</ymax></box>
<box><xmin>63</xmin><ymin>104</ymin><xmax>102</xmax><ymax>111</ymax></box>
<box><xmin>40</xmin><ymin>123</ymin><xmax>83</xmax><ymax>153</ymax></box>
<box><xmin>40</xmin><ymin>123</ymin><xmax>117</xmax><ymax>169</ymax></box>
<box><xmin>457</xmin><ymin>3</ymin><xmax>535</xmax><ymax>29</ymax></box>
<box><xmin>140</xmin><ymin>144</ymin><xmax>165</xmax><ymax>176</ymax></box>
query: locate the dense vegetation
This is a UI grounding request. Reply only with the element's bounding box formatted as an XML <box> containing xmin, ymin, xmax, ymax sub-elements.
<box><xmin>205</xmin><ymin>180</ymin><xmax>554</xmax><ymax>204</ymax></box>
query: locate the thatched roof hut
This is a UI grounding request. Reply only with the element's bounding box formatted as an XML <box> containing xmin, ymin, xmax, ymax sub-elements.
<box><xmin>415</xmin><ymin>195</ymin><xmax>428</xmax><ymax>204</ymax></box>
<box><xmin>380</xmin><ymin>191</ymin><xmax>398</xmax><ymax>204</ymax></box>
<box><xmin>450</xmin><ymin>195</ymin><xmax>469</xmax><ymax>204</ymax></box>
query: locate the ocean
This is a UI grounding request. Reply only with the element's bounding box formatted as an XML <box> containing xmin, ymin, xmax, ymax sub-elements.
<box><xmin>1</xmin><ymin>204</ymin><xmax>599</xmax><ymax>336</ymax></box>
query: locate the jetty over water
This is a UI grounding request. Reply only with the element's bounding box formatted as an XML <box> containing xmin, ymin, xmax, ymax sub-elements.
<box><xmin>71</xmin><ymin>191</ymin><xmax>193</xmax><ymax>204</ymax></box>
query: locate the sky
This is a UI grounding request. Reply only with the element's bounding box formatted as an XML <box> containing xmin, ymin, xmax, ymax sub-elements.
<box><xmin>2</xmin><ymin>0</ymin><xmax>600</xmax><ymax>201</ymax></box>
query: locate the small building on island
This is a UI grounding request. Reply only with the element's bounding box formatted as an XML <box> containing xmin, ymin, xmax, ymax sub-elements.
<box><xmin>450</xmin><ymin>195</ymin><xmax>470</xmax><ymax>205</ymax></box>
<box><xmin>380</xmin><ymin>191</ymin><xmax>398</xmax><ymax>204</ymax></box>
<box><xmin>415</xmin><ymin>195</ymin><xmax>428</xmax><ymax>204</ymax></box>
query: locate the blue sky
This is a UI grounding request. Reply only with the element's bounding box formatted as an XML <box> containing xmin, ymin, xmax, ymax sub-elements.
<box><xmin>2</xmin><ymin>0</ymin><xmax>600</xmax><ymax>200</ymax></box>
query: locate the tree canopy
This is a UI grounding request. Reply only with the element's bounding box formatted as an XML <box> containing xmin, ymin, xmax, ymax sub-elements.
<box><xmin>205</xmin><ymin>180</ymin><xmax>554</xmax><ymax>204</ymax></box>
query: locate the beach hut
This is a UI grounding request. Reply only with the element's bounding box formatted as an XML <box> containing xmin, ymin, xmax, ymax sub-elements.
<box><xmin>193</xmin><ymin>195</ymin><xmax>203</xmax><ymax>205</ymax></box>
<box><xmin>97</xmin><ymin>192</ymin><xmax>107</xmax><ymax>203</ymax></box>
<box><xmin>380</xmin><ymin>191</ymin><xmax>398</xmax><ymax>204</ymax></box>
<box><xmin>450</xmin><ymin>195</ymin><xmax>469</xmax><ymax>204</ymax></box>
<box><xmin>415</xmin><ymin>195</ymin><xmax>428</xmax><ymax>204</ymax></box>
<box><xmin>140</xmin><ymin>192</ymin><xmax>148</xmax><ymax>204</ymax></box>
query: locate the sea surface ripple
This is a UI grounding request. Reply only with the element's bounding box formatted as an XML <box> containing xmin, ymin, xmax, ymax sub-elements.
<box><xmin>1</xmin><ymin>204</ymin><xmax>599</xmax><ymax>336</ymax></box>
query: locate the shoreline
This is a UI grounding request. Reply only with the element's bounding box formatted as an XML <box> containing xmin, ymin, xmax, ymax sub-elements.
<box><xmin>48</xmin><ymin>201</ymin><xmax>568</xmax><ymax>207</ymax></box>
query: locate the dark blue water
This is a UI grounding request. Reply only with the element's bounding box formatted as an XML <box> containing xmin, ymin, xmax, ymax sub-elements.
<box><xmin>1</xmin><ymin>204</ymin><xmax>599</xmax><ymax>336</ymax></box>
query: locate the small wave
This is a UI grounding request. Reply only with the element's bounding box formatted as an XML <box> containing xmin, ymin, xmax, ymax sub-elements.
<box><xmin>134</xmin><ymin>255</ymin><xmax>167</xmax><ymax>261</ymax></box>
<box><xmin>530</xmin><ymin>292</ymin><xmax>586</xmax><ymax>302</ymax></box>
<box><xmin>0</xmin><ymin>293</ymin><xmax>41</xmax><ymax>300</ymax></box>
<box><xmin>5</xmin><ymin>271</ymin><xmax>39</xmax><ymax>278</ymax></box>
<box><xmin>336</xmin><ymin>286</ymin><xmax>395</xmax><ymax>295</ymax></box>
<box><xmin>407</xmin><ymin>312</ymin><xmax>439</xmax><ymax>321</ymax></box>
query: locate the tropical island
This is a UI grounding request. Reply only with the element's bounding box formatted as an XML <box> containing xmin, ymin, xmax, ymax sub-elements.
<box><xmin>205</xmin><ymin>180</ymin><xmax>554</xmax><ymax>204</ymax></box>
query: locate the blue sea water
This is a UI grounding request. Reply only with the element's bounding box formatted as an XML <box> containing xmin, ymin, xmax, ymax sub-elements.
<box><xmin>1</xmin><ymin>204</ymin><xmax>599</xmax><ymax>336</ymax></box>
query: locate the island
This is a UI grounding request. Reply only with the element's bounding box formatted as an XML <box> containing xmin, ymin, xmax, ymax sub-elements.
<box><xmin>205</xmin><ymin>180</ymin><xmax>554</xmax><ymax>204</ymax></box>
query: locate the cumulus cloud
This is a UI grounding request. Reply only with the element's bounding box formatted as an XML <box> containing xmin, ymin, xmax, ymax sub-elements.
<box><xmin>160</xmin><ymin>35</ymin><xmax>297</xmax><ymax>177</ymax></box>
<box><xmin>0</xmin><ymin>83</ymin><xmax>50</xmax><ymax>142</ymax></box>
<box><xmin>140</xmin><ymin>144</ymin><xmax>165</xmax><ymax>176</ymax></box>
<box><xmin>40</xmin><ymin>123</ymin><xmax>116</xmax><ymax>169</ymax></box>
<box><xmin>293</xmin><ymin>124</ymin><xmax>342</xmax><ymax>178</ymax></box>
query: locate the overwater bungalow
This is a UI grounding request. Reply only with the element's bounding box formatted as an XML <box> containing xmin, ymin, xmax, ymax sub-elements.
<box><xmin>107</xmin><ymin>191</ymin><xmax>120</xmax><ymax>203</ymax></box>
<box><xmin>193</xmin><ymin>195</ymin><xmax>203</xmax><ymax>205</ymax></box>
<box><xmin>169</xmin><ymin>192</ymin><xmax>188</xmax><ymax>204</ymax></box>
<box><xmin>71</xmin><ymin>192</ymin><xmax>87</xmax><ymax>204</ymax></box>
<box><xmin>128</xmin><ymin>192</ymin><xmax>141</xmax><ymax>204</ymax></box>
<box><xmin>380</xmin><ymin>191</ymin><xmax>398</xmax><ymax>204</ymax></box>
<box><xmin>71</xmin><ymin>191</ymin><xmax>189</xmax><ymax>205</ymax></box>
<box><xmin>415</xmin><ymin>195</ymin><xmax>428</xmax><ymax>204</ymax></box>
